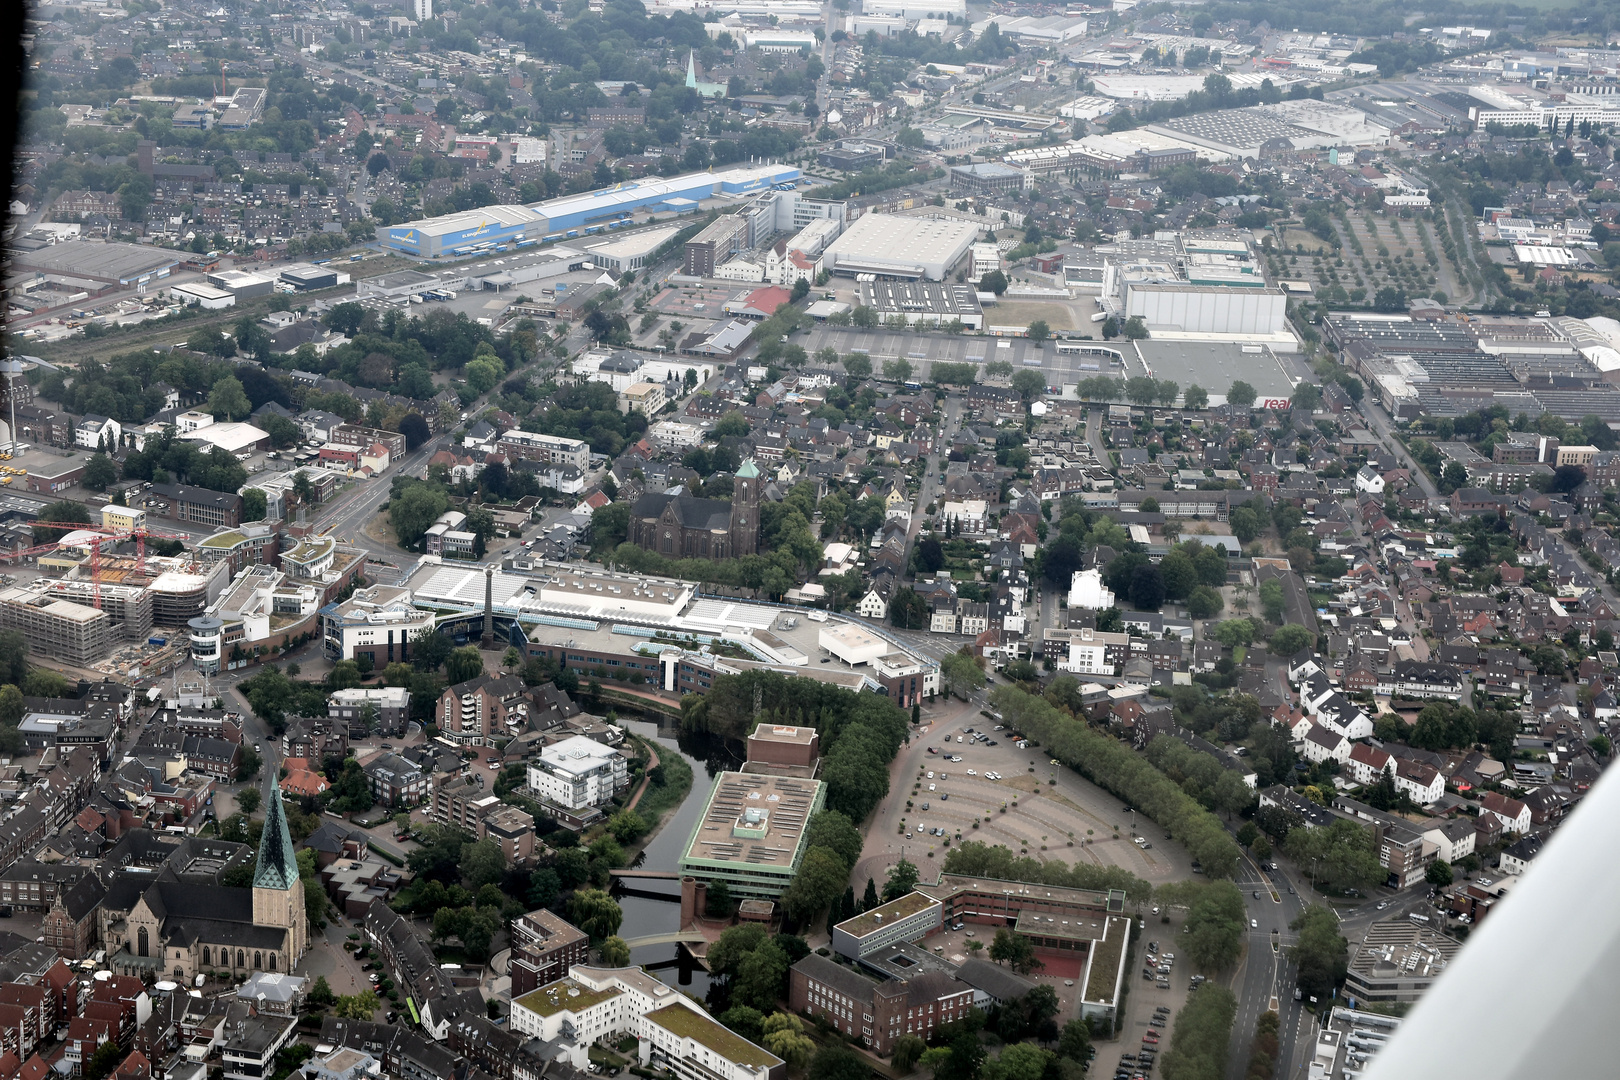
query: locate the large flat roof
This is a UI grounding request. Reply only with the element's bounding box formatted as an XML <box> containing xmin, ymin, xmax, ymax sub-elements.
<box><xmin>12</xmin><ymin>241</ymin><xmax>178</xmax><ymax>282</ymax></box>
<box><xmin>513</xmin><ymin>978</ymin><xmax>622</xmax><ymax>1017</ymax></box>
<box><xmin>642</xmin><ymin>1004</ymin><xmax>781</xmax><ymax>1068</ymax></box>
<box><xmin>823</xmin><ymin>214</ymin><xmax>982</xmax><ymax>276</ymax></box>
<box><xmin>836</xmin><ymin>891</ymin><xmax>940</xmax><ymax>939</ymax></box>
<box><xmin>680</xmin><ymin>771</ymin><xmax>823</xmax><ymax>871</ymax></box>
<box><xmin>1128</xmin><ymin>340</ymin><xmax>1299</xmax><ymax>401</ymax></box>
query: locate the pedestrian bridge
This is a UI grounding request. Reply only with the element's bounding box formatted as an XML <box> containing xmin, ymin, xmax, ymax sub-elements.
<box><xmin>622</xmin><ymin>931</ymin><xmax>709</xmax><ymax>949</ymax></box>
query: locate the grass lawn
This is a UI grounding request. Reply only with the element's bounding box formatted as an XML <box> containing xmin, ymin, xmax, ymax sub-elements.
<box><xmin>988</xmin><ymin>301</ymin><xmax>1076</xmax><ymax>329</ymax></box>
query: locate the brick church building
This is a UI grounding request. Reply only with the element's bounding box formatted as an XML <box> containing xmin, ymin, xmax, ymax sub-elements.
<box><xmin>629</xmin><ymin>459</ymin><xmax>761</xmax><ymax>559</ymax></box>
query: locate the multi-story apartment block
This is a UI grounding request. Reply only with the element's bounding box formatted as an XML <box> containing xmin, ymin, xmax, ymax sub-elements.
<box><xmin>508</xmin><ymin>908</ymin><xmax>591</xmax><ymax>998</ymax></box>
<box><xmin>494</xmin><ymin>431</ymin><xmax>590</xmax><ymax>470</ymax></box>
<box><xmin>525</xmin><ymin>735</ymin><xmax>627</xmax><ymax>810</ymax></box>
<box><xmin>789</xmin><ymin>953</ymin><xmax>973</xmax><ymax>1054</ymax></box>
<box><xmin>436</xmin><ymin>674</ymin><xmax>530</xmax><ymax>747</ymax></box>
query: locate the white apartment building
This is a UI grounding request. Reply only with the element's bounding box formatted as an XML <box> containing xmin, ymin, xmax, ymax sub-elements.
<box><xmin>1059</xmin><ymin>627</ymin><xmax>1129</xmax><ymax>677</ymax></box>
<box><xmin>511</xmin><ymin>966</ymin><xmax>782</xmax><ymax>1080</ymax></box>
<box><xmin>527</xmin><ymin>735</ymin><xmax>628</xmax><ymax>809</ymax></box>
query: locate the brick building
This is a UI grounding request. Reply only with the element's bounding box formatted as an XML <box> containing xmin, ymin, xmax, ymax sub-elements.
<box><xmin>507</xmin><ymin>908</ymin><xmax>590</xmax><ymax>998</ymax></box>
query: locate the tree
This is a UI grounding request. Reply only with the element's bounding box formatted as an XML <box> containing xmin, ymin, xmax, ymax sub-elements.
<box><xmin>390</xmin><ymin>483</ymin><xmax>450</xmax><ymax>549</ymax></box>
<box><xmin>1184</xmin><ymin>384</ymin><xmax>1209</xmax><ymax>410</ymax></box>
<box><xmin>893</xmin><ymin>1035</ymin><xmax>929</xmax><ymax>1072</ymax></box>
<box><xmin>83</xmin><ymin>1041</ymin><xmax>124</xmax><ymax>1080</ymax></box>
<box><xmin>1269</xmin><ymin>624</ymin><xmax>1314</xmax><ymax>656</ymax></box>
<box><xmin>883</xmin><ymin>858</ymin><xmax>919</xmax><ymax>902</ymax></box>
<box><xmin>1122</xmin><ymin>315</ymin><xmax>1148</xmax><ymax>340</ymax></box>
<box><xmin>1011</xmin><ymin>369</ymin><xmax>1046</xmax><ymax>401</ymax></box>
<box><xmin>882</xmin><ymin>358</ymin><xmax>913</xmax><ymax>383</ymax></box>
<box><xmin>1227</xmin><ymin>380</ymin><xmax>1256</xmax><ymax>409</ymax></box>
<box><xmin>941</xmin><ymin>652</ymin><xmax>986</xmax><ymax>699</ymax></box>
<box><xmin>207</xmin><ymin>374</ymin><xmax>253</xmax><ymax>421</ymax></box>
<box><xmin>1373</xmin><ymin>286</ymin><xmax>1407</xmax><ymax>313</ymax></box>
<box><xmin>242</xmin><ymin>488</ymin><xmax>268</xmax><ymax>522</ymax></box>
<box><xmin>607</xmin><ymin>809</ymin><xmax>646</xmax><ymax>843</ymax></box>
<box><xmin>862</xmin><ymin>878</ymin><xmax>880</xmax><ymax>912</ymax></box>
<box><xmin>1425</xmin><ymin>859</ymin><xmax>1454</xmax><ymax>888</ymax></box>
<box><xmin>803</xmin><ymin>811</ymin><xmax>863</xmax><ymax>869</ymax></box>
<box><xmin>989</xmin><ymin>927</ymin><xmax>1040</xmax><ymax>974</ymax></box>
<box><xmin>599</xmin><ymin>935</ymin><xmax>631</xmax><ymax>967</ymax></box>
<box><xmin>1290</xmin><ymin>905</ymin><xmax>1348</xmax><ymax>1002</ymax></box>
<box><xmin>445</xmin><ymin>645</ymin><xmax>484</xmax><ymax>685</ymax></box>
<box><xmin>709</xmin><ymin>924</ymin><xmax>769</xmax><ymax>980</ymax></box>
<box><xmin>843</xmin><ymin>353</ymin><xmax>873</xmax><ymax>379</ymax></box>
<box><xmin>334</xmin><ymin>990</ymin><xmax>380</xmax><ymax>1020</ymax></box>
<box><xmin>782</xmin><ymin>846</ymin><xmax>848</xmax><ymax>925</ymax></box>
<box><xmin>567</xmin><ymin>888</ymin><xmax>623</xmax><ymax>941</ymax></box>
<box><xmin>1058</xmin><ymin>1019</ymin><xmax>1091</xmax><ymax>1063</ymax></box>
<box><xmin>307</xmin><ymin>976</ymin><xmax>336</xmax><ymax>1008</ymax></box>
<box><xmin>809</xmin><ymin>1044</ymin><xmax>871</xmax><ymax>1080</ymax></box>
<box><xmin>979</xmin><ymin>270</ymin><xmax>1008</xmax><ymax>295</ymax></box>
<box><xmin>763</xmin><ymin>1014</ymin><xmax>815</xmax><ymax>1071</ymax></box>
<box><xmin>1026</xmin><ymin>320</ymin><xmax>1050</xmax><ymax>343</ymax></box>
<box><xmin>706</xmin><ymin>880</ymin><xmax>734</xmax><ymax>918</ymax></box>
<box><xmin>399</xmin><ymin>413</ymin><xmax>431</xmax><ymax>450</ymax></box>
<box><xmin>461</xmin><ymin>838</ymin><xmax>507</xmax><ymax>890</ymax></box>
<box><xmin>1282</xmin><ymin>819</ymin><xmax>1386</xmax><ymax>893</ymax></box>
<box><xmin>734</xmin><ymin>937</ymin><xmax>791</xmax><ymax>1004</ymax></box>
<box><xmin>721</xmin><ymin>1006</ymin><xmax>765</xmax><ymax>1043</ymax></box>
<box><xmin>236</xmin><ymin>788</ymin><xmax>261</xmax><ymax>815</ymax></box>
<box><xmin>82</xmin><ymin>453</ymin><xmax>117</xmax><ymax>491</ymax></box>
<box><xmin>888</xmin><ymin>586</ymin><xmax>930</xmax><ymax>630</ymax></box>
<box><xmin>1175</xmin><ymin>880</ymin><xmax>1246</xmax><ymax>971</ymax></box>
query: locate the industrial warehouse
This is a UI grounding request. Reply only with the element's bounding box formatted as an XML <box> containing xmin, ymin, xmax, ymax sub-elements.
<box><xmin>819</xmin><ymin>213</ymin><xmax>984</xmax><ymax>281</ymax></box>
<box><xmin>383</xmin><ymin>164</ymin><xmax>803</xmax><ymax>258</ymax></box>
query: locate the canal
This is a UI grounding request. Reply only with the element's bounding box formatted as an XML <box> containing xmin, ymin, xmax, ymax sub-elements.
<box><xmin>612</xmin><ymin>717</ymin><xmax>740</xmax><ymax>1000</ymax></box>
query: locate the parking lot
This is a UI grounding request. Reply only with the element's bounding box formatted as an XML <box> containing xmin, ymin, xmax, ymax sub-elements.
<box><xmin>876</xmin><ymin>719</ymin><xmax>1193</xmax><ymax>885</ymax></box>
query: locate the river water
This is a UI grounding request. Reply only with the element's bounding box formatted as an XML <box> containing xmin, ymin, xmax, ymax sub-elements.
<box><xmin>612</xmin><ymin>718</ymin><xmax>740</xmax><ymax>999</ymax></box>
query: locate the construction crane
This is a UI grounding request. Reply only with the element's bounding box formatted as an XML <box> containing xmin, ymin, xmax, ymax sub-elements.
<box><xmin>9</xmin><ymin>520</ymin><xmax>192</xmax><ymax>609</ymax></box>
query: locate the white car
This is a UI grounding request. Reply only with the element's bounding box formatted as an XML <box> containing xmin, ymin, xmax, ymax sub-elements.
<box><xmin>966</xmin><ymin>769</ymin><xmax>977</xmax><ymax>776</ymax></box>
<box><xmin>1251</xmin><ymin>919</ymin><xmax>1258</xmax><ymax>929</ymax></box>
<box><xmin>927</xmin><ymin>771</ymin><xmax>934</xmax><ymax>779</ymax></box>
<box><xmin>929</xmin><ymin>783</ymin><xmax>936</xmax><ymax>791</ymax></box>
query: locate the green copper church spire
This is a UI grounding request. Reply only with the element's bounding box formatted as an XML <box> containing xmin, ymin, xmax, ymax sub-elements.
<box><xmin>253</xmin><ymin>770</ymin><xmax>299</xmax><ymax>891</ymax></box>
<box><xmin>686</xmin><ymin>49</ymin><xmax>698</xmax><ymax>90</ymax></box>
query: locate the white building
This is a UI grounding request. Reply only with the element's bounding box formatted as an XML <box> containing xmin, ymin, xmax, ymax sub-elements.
<box><xmin>1067</xmin><ymin>567</ymin><xmax>1115</xmax><ymax>610</ymax></box>
<box><xmin>971</xmin><ymin>243</ymin><xmax>1002</xmax><ymax>279</ymax></box>
<box><xmin>1058</xmin><ymin>627</ymin><xmax>1128</xmax><ymax>677</ymax></box>
<box><xmin>318</xmin><ymin>584</ymin><xmax>438</xmax><ymax>665</ymax></box>
<box><xmin>511</xmin><ymin>966</ymin><xmax>782</xmax><ymax>1080</ymax></box>
<box><xmin>527</xmin><ymin>734</ymin><xmax>628</xmax><ymax>810</ymax></box>
<box><xmin>74</xmin><ymin>415</ymin><xmax>121</xmax><ymax>450</ymax></box>
<box><xmin>1301</xmin><ymin>723</ymin><xmax>1351</xmax><ymax>765</ymax></box>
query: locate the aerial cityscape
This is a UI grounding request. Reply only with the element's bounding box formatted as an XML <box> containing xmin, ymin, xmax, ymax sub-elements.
<box><xmin>0</xmin><ymin>0</ymin><xmax>1609</xmax><ymax>1079</ymax></box>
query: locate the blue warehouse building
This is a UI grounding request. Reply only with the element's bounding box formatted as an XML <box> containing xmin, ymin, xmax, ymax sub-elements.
<box><xmin>383</xmin><ymin>164</ymin><xmax>802</xmax><ymax>258</ymax></box>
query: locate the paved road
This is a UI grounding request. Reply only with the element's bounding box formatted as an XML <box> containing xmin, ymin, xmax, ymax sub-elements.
<box><xmin>1356</xmin><ymin>398</ymin><xmax>1437</xmax><ymax>501</ymax></box>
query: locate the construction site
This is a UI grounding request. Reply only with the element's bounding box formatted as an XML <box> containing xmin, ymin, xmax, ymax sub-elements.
<box><xmin>0</xmin><ymin>517</ymin><xmax>230</xmax><ymax>667</ymax></box>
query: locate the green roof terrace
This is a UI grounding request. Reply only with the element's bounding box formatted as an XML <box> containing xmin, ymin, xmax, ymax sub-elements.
<box><xmin>513</xmin><ymin>978</ymin><xmax>622</xmax><ymax>1018</ymax></box>
<box><xmin>835</xmin><ymin>890</ymin><xmax>940</xmax><ymax>940</ymax></box>
<box><xmin>643</xmin><ymin>1004</ymin><xmax>780</xmax><ymax>1068</ymax></box>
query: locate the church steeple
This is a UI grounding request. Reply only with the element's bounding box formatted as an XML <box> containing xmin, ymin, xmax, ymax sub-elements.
<box><xmin>253</xmin><ymin>771</ymin><xmax>298</xmax><ymax>891</ymax></box>
<box><xmin>686</xmin><ymin>49</ymin><xmax>699</xmax><ymax>90</ymax></box>
<box><xmin>731</xmin><ymin>458</ymin><xmax>760</xmax><ymax>555</ymax></box>
<box><xmin>251</xmin><ymin>769</ymin><xmax>308</xmax><ymax>966</ymax></box>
